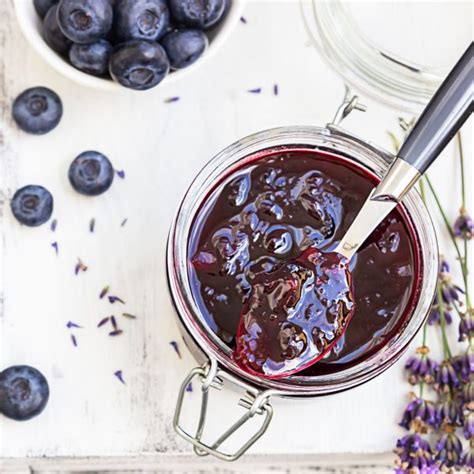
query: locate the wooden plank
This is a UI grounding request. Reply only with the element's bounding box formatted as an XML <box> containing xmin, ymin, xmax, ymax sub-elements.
<box><xmin>0</xmin><ymin>452</ymin><xmax>394</xmax><ymax>473</ymax></box>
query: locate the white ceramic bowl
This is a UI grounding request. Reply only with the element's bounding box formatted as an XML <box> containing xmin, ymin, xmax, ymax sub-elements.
<box><xmin>14</xmin><ymin>0</ymin><xmax>243</xmax><ymax>91</ymax></box>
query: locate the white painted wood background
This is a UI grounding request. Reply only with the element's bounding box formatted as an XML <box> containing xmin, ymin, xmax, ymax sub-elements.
<box><xmin>0</xmin><ymin>0</ymin><xmax>472</xmax><ymax>472</ymax></box>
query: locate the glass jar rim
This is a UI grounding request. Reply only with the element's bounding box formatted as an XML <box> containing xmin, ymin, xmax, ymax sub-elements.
<box><xmin>301</xmin><ymin>0</ymin><xmax>449</xmax><ymax>113</ymax></box>
<box><xmin>167</xmin><ymin>125</ymin><xmax>438</xmax><ymax>396</ymax></box>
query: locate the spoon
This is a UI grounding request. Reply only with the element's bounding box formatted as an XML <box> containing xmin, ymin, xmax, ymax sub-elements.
<box><xmin>235</xmin><ymin>43</ymin><xmax>473</xmax><ymax>379</ymax></box>
<box><xmin>335</xmin><ymin>42</ymin><xmax>473</xmax><ymax>260</ymax></box>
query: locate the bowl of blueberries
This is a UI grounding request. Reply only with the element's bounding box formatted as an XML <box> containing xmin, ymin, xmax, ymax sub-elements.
<box><xmin>14</xmin><ymin>0</ymin><xmax>241</xmax><ymax>91</ymax></box>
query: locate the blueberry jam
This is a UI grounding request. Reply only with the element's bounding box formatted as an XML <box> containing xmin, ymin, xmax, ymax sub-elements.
<box><xmin>235</xmin><ymin>248</ymin><xmax>355</xmax><ymax>378</ymax></box>
<box><xmin>188</xmin><ymin>148</ymin><xmax>421</xmax><ymax>378</ymax></box>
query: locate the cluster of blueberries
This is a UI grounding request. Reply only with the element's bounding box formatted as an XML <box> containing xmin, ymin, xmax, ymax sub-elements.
<box><xmin>34</xmin><ymin>0</ymin><xmax>230</xmax><ymax>90</ymax></box>
<box><xmin>11</xmin><ymin>86</ymin><xmax>116</xmax><ymax>228</ymax></box>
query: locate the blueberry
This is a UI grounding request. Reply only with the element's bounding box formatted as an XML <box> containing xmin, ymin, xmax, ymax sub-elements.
<box><xmin>12</xmin><ymin>86</ymin><xmax>63</xmax><ymax>135</ymax></box>
<box><xmin>69</xmin><ymin>40</ymin><xmax>113</xmax><ymax>76</ymax></box>
<box><xmin>34</xmin><ymin>0</ymin><xmax>58</xmax><ymax>19</ymax></box>
<box><xmin>114</xmin><ymin>0</ymin><xmax>170</xmax><ymax>42</ymax></box>
<box><xmin>43</xmin><ymin>5</ymin><xmax>72</xmax><ymax>55</ymax></box>
<box><xmin>11</xmin><ymin>185</ymin><xmax>54</xmax><ymax>227</ymax></box>
<box><xmin>57</xmin><ymin>0</ymin><xmax>113</xmax><ymax>44</ymax></box>
<box><xmin>161</xmin><ymin>29</ymin><xmax>208</xmax><ymax>69</ymax></box>
<box><xmin>109</xmin><ymin>40</ymin><xmax>169</xmax><ymax>90</ymax></box>
<box><xmin>169</xmin><ymin>0</ymin><xmax>225</xmax><ymax>29</ymax></box>
<box><xmin>69</xmin><ymin>151</ymin><xmax>114</xmax><ymax>196</ymax></box>
<box><xmin>0</xmin><ymin>366</ymin><xmax>49</xmax><ymax>421</ymax></box>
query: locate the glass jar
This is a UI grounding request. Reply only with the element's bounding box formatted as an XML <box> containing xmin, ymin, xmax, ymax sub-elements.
<box><xmin>301</xmin><ymin>0</ymin><xmax>472</xmax><ymax>112</ymax></box>
<box><xmin>167</xmin><ymin>122</ymin><xmax>438</xmax><ymax>461</ymax></box>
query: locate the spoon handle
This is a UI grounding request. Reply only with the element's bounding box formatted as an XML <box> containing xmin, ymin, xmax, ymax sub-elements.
<box><xmin>373</xmin><ymin>42</ymin><xmax>473</xmax><ymax>202</ymax></box>
<box><xmin>399</xmin><ymin>42</ymin><xmax>473</xmax><ymax>173</ymax></box>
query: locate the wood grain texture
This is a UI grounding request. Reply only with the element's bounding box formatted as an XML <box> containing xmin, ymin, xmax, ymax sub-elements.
<box><xmin>0</xmin><ymin>0</ymin><xmax>473</xmax><ymax>471</ymax></box>
<box><xmin>1</xmin><ymin>453</ymin><xmax>394</xmax><ymax>473</ymax></box>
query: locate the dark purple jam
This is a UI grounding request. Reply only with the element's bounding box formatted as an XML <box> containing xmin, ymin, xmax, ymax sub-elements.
<box><xmin>188</xmin><ymin>148</ymin><xmax>421</xmax><ymax>377</ymax></box>
<box><xmin>234</xmin><ymin>247</ymin><xmax>355</xmax><ymax>378</ymax></box>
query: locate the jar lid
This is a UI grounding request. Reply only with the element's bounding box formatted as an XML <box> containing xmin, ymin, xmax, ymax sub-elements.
<box><xmin>301</xmin><ymin>0</ymin><xmax>472</xmax><ymax>113</ymax></box>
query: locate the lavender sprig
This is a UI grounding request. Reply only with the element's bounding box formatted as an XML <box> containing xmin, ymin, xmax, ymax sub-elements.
<box><xmin>391</xmin><ymin>126</ymin><xmax>472</xmax><ymax>472</ymax></box>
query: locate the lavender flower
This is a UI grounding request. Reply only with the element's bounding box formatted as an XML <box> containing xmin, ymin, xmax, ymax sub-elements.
<box><xmin>439</xmin><ymin>274</ymin><xmax>464</xmax><ymax>305</ymax></box>
<box><xmin>435</xmin><ymin>360</ymin><xmax>460</xmax><ymax>394</ymax></box>
<box><xmin>435</xmin><ymin>431</ymin><xmax>463</xmax><ymax>467</ymax></box>
<box><xmin>440</xmin><ymin>258</ymin><xmax>450</xmax><ymax>273</ymax></box>
<box><xmin>399</xmin><ymin>396</ymin><xmax>437</xmax><ymax>432</ymax></box>
<box><xmin>461</xmin><ymin>445</ymin><xmax>474</xmax><ymax>469</ymax></box>
<box><xmin>395</xmin><ymin>433</ymin><xmax>434</xmax><ymax>471</ymax></box>
<box><xmin>459</xmin><ymin>309</ymin><xmax>474</xmax><ymax>342</ymax></box>
<box><xmin>454</xmin><ymin>209</ymin><xmax>474</xmax><ymax>240</ymax></box>
<box><xmin>435</xmin><ymin>399</ymin><xmax>462</xmax><ymax>428</ymax></box>
<box><xmin>462</xmin><ymin>382</ymin><xmax>474</xmax><ymax>411</ymax></box>
<box><xmin>453</xmin><ymin>346</ymin><xmax>474</xmax><ymax>383</ymax></box>
<box><xmin>405</xmin><ymin>351</ymin><xmax>439</xmax><ymax>385</ymax></box>
<box><xmin>427</xmin><ymin>296</ymin><xmax>453</xmax><ymax>326</ymax></box>
<box><xmin>464</xmin><ymin>411</ymin><xmax>474</xmax><ymax>440</ymax></box>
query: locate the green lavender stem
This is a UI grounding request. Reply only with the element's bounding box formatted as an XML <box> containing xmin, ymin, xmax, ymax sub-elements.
<box><xmin>419</xmin><ymin>322</ymin><xmax>428</xmax><ymax>398</ymax></box>
<box><xmin>437</xmin><ymin>283</ymin><xmax>452</xmax><ymax>359</ymax></box>
<box><xmin>425</xmin><ymin>175</ymin><xmax>471</xmax><ymax>308</ymax></box>
<box><xmin>458</xmin><ymin>132</ymin><xmax>466</xmax><ymax>210</ymax></box>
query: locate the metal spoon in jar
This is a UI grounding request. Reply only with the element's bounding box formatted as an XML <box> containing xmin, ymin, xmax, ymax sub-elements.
<box><xmin>234</xmin><ymin>43</ymin><xmax>473</xmax><ymax>380</ymax></box>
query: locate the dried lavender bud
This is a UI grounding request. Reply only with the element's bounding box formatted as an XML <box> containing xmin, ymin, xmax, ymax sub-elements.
<box><xmin>89</xmin><ymin>218</ymin><xmax>95</xmax><ymax>233</ymax></box>
<box><xmin>435</xmin><ymin>360</ymin><xmax>460</xmax><ymax>394</ymax></box>
<box><xmin>71</xmin><ymin>335</ymin><xmax>77</xmax><ymax>347</ymax></box>
<box><xmin>248</xmin><ymin>88</ymin><xmax>261</xmax><ymax>94</ymax></box>
<box><xmin>99</xmin><ymin>286</ymin><xmax>110</xmax><ymax>299</ymax></box>
<box><xmin>454</xmin><ymin>209</ymin><xmax>473</xmax><ymax>240</ymax></box>
<box><xmin>111</xmin><ymin>315</ymin><xmax>118</xmax><ymax>330</ymax></box>
<box><xmin>461</xmin><ymin>446</ymin><xmax>474</xmax><ymax>469</ymax></box>
<box><xmin>435</xmin><ymin>400</ymin><xmax>462</xmax><ymax>428</ymax></box>
<box><xmin>109</xmin><ymin>329</ymin><xmax>123</xmax><ymax>336</ymax></box>
<box><xmin>97</xmin><ymin>317</ymin><xmax>110</xmax><ymax>328</ymax></box>
<box><xmin>395</xmin><ymin>433</ymin><xmax>434</xmax><ymax>471</ymax></box>
<box><xmin>273</xmin><ymin>84</ymin><xmax>278</xmax><ymax>95</ymax></box>
<box><xmin>50</xmin><ymin>219</ymin><xmax>57</xmax><ymax>232</ymax></box>
<box><xmin>186</xmin><ymin>382</ymin><xmax>193</xmax><ymax>392</ymax></box>
<box><xmin>108</xmin><ymin>296</ymin><xmax>125</xmax><ymax>304</ymax></box>
<box><xmin>75</xmin><ymin>258</ymin><xmax>88</xmax><ymax>275</ymax></box>
<box><xmin>116</xmin><ymin>170</ymin><xmax>125</xmax><ymax>179</ymax></box>
<box><xmin>51</xmin><ymin>242</ymin><xmax>59</xmax><ymax>255</ymax></box>
<box><xmin>122</xmin><ymin>313</ymin><xmax>136</xmax><ymax>319</ymax></box>
<box><xmin>399</xmin><ymin>395</ymin><xmax>436</xmax><ymax>432</ymax></box>
<box><xmin>464</xmin><ymin>412</ymin><xmax>474</xmax><ymax>440</ymax></box>
<box><xmin>435</xmin><ymin>432</ymin><xmax>463</xmax><ymax>468</ymax></box>
<box><xmin>439</xmin><ymin>258</ymin><xmax>450</xmax><ymax>273</ymax></box>
<box><xmin>120</xmin><ymin>218</ymin><xmax>128</xmax><ymax>227</ymax></box>
<box><xmin>452</xmin><ymin>347</ymin><xmax>474</xmax><ymax>383</ymax></box>
<box><xmin>428</xmin><ymin>305</ymin><xmax>453</xmax><ymax>325</ymax></box>
<box><xmin>459</xmin><ymin>310</ymin><xmax>474</xmax><ymax>342</ymax></box>
<box><xmin>114</xmin><ymin>370</ymin><xmax>125</xmax><ymax>385</ymax></box>
<box><xmin>66</xmin><ymin>321</ymin><xmax>83</xmax><ymax>329</ymax></box>
<box><xmin>405</xmin><ymin>349</ymin><xmax>439</xmax><ymax>385</ymax></box>
<box><xmin>462</xmin><ymin>382</ymin><xmax>474</xmax><ymax>410</ymax></box>
<box><xmin>170</xmin><ymin>341</ymin><xmax>181</xmax><ymax>358</ymax></box>
<box><xmin>239</xmin><ymin>16</ymin><xmax>246</xmax><ymax>23</ymax></box>
<box><xmin>164</xmin><ymin>97</ymin><xmax>180</xmax><ymax>103</ymax></box>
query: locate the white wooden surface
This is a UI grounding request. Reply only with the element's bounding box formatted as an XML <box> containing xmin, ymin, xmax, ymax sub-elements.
<box><xmin>0</xmin><ymin>0</ymin><xmax>472</xmax><ymax>471</ymax></box>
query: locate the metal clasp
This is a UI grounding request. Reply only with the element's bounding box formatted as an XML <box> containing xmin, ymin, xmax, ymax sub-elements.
<box><xmin>331</xmin><ymin>86</ymin><xmax>367</xmax><ymax>125</ymax></box>
<box><xmin>173</xmin><ymin>359</ymin><xmax>274</xmax><ymax>461</ymax></box>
